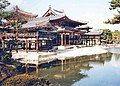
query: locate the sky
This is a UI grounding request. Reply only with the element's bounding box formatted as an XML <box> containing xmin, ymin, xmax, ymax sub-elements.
<box><xmin>7</xmin><ymin>0</ymin><xmax>120</xmax><ymax>31</ymax></box>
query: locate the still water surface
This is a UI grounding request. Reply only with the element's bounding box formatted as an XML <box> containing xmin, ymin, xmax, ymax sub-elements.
<box><xmin>31</xmin><ymin>48</ymin><xmax>120</xmax><ymax>86</ymax></box>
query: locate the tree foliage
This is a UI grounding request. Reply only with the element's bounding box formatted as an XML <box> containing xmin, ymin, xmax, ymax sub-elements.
<box><xmin>0</xmin><ymin>11</ymin><xmax>12</xmax><ymax>20</ymax></box>
<box><xmin>105</xmin><ymin>0</ymin><xmax>120</xmax><ymax>24</ymax></box>
<box><xmin>0</xmin><ymin>0</ymin><xmax>10</xmax><ymax>10</ymax></box>
<box><xmin>112</xmin><ymin>30</ymin><xmax>120</xmax><ymax>42</ymax></box>
<box><xmin>109</xmin><ymin>0</ymin><xmax>120</xmax><ymax>10</ymax></box>
<box><xmin>0</xmin><ymin>0</ymin><xmax>11</xmax><ymax>21</ymax></box>
<box><xmin>101</xmin><ymin>29</ymin><xmax>112</xmax><ymax>43</ymax></box>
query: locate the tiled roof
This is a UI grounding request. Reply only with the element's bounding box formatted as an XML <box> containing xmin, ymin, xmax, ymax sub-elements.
<box><xmin>21</xmin><ymin>15</ymin><xmax>65</xmax><ymax>29</ymax></box>
<box><xmin>10</xmin><ymin>5</ymin><xmax>38</xmax><ymax>18</ymax></box>
<box><xmin>75</xmin><ymin>25</ymin><xmax>92</xmax><ymax>29</ymax></box>
<box><xmin>35</xmin><ymin>15</ymin><xmax>65</xmax><ymax>21</ymax></box>
<box><xmin>22</xmin><ymin>14</ymin><xmax>87</xmax><ymax>30</ymax></box>
<box><xmin>42</xmin><ymin>6</ymin><xmax>86</xmax><ymax>25</ymax></box>
<box><xmin>22</xmin><ymin>19</ymin><xmax>52</xmax><ymax>29</ymax></box>
<box><xmin>42</xmin><ymin>5</ymin><xmax>64</xmax><ymax>17</ymax></box>
<box><xmin>57</xmin><ymin>29</ymin><xmax>73</xmax><ymax>33</ymax></box>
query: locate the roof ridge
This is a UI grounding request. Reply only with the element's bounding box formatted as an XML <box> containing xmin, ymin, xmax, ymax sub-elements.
<box><xmin>42</xmin><ymin>6</ymin><xmax>64</xmax><ymax>17</ymax></box>
<box><xmin>53</xmin><ymin>9</ymin><xmax>64</xmax><ymax>13</ymax></box>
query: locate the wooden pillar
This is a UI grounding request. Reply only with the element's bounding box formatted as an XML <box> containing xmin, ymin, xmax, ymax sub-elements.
<box><xmin>61</xmin><ymin>34</ymin><xmax>63</xmax><ymax>46</ymax></box>
<box><xmin>89</xmin><ymin>39</ymin><xmax>91</xmax><ymax>46</ymax></box>
<box><xmin>73</xmin><ymin>33</ymin><xmax>74</xmax><ymax>45</ymax></box>
<box><xmin>1</xmin><ymin>39</ymin><xmax>5</xmax><ymax>49</ymax></box>
<box><xmin>36</xmin><ymin>40</ymin><xmax>39</xmax><ymax>52</ymax></box>
<box><xmin>74</xmin><ymin>35</ymin><xmax>75</xmax><ymax>44</ymax></box>
<box><xmin>16</xmin><ymin>28</ymin><xmax>18</xmax><ymax>38</ymax></box>
<box><xmin>61</xmin><ymin>60</ymin><xmax>64</xmax><ymax>71</ymax></box>
<box><xmin>92</xmin><ymin>39</ymin><xmax>93</xmax><ymax>46</ymax></box>
<box><xmin>90</xmin><ymin>39</ymin><xmax>92</xmax><ymax>46</ymax></box>
<box><xmin>36</xmin><ymin>31</ymin><xmax>39</xmax><ymax>52</ymax></box>
<box><xmin>84</xmin><ymin>40</ymin><xmax>85</xmax><ymax>45</ymax></box>
<box><xmin>64</xmin><ymin>34</ymin><xmax>66</xmax><ymax>45</ymax></box>
<box><xmin>69</xmin><ymin>34</ymin><xmax>71</xmax><ymax>45</ymax></box>
<box><xmin>92</xmin><ymin>39</ymin><xmax>94</xmax><ymax>46</ymax></box>
<box><xmin>29</xmin><ymin>40</ymin><xmax>31</xmax><ymax>50</ymax></box>
<box><xmin>95</xmin><ymin>39</ymin><xmax>96</xmax><ymax>45</ymax></box>
<box><xmin>36</xmin><ymin>64</ymin><xmax>38</xmax><ymax>77</ymax></box>
<box><xmin>38</xmin><ymin>40</ymin><xmax>40</xmax><ymax>51</ymax></box>
<box><xmin>76</xmin><ymin>35</ymin><xmax>77</xmax><ymax>44</ymax></box>
<box><xmin>16</xmin><ymin>29</ymin><xmax>18</xmax><ymax>53</ymax></box>
<box><xmin>76</xmin><ymin>35</ymin><xmax>78</xmax><ymax>44</ymax></box>
<box><xmin>26</xmin><ymin>39</ymin><xmax>28</xmax><ymax>53</ymax></box>
<box><xmin>89</xmin><ymin>40</ymin><xmax>90</xmax><ymax>46</ymax></box>
<box><xmin>86</xmin><ymin>40</ymin><xmax>87</xmax><ymax>46</ymax></box>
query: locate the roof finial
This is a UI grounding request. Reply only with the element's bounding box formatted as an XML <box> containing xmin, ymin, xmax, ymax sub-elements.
<box><xmin>49</xmin><ymin>5</ymin><xmax>51</xmax><ymax>9</ymax></box>
<box><xmin>16</xmin><ymin>5</ymin><xmax>19</xmax><ymax>10</ymax></box>
<box><xmin>14</xmin><ymin>5</ymin><xmax>19</xmax><ymax>10</ymax></box>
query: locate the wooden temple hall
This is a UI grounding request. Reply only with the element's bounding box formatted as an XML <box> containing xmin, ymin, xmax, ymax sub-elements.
<box><xmin>1</xmin><ymin>6</ymin><xmax>103</xmax><ymax>52</ymax></box>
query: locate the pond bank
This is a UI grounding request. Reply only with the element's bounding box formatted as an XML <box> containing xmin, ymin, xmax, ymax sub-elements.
<box><xmin>12</xmin><ymin>45</ymin><xmax>108</xmax><ymax>65</ymax></box>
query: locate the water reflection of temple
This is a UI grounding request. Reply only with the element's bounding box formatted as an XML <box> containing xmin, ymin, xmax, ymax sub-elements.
<box><xmin>30</xmin><ymin>53</ymin><xmax>112</xmax><ymax>86</ymax></box>
<box><xmin>1</xmin><ymin>6</ymin><xmax>103</xmax><ymax>52</ymax></box>
<box><xmin>37</xmin><ymin>61</ymin><xmax>90</xmax><ymax>86</ymax></box>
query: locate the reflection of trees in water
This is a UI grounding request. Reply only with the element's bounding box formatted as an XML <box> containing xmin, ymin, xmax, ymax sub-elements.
<box><xmin>98</xmin><ymin>52</ymin><xmax>112</xmax><ymax>62</ymax></box>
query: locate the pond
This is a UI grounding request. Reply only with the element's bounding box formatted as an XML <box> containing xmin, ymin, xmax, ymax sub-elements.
<box><xmin>31</xmin><ymin>48</ymin><xmax>120</xmax><ymax>86</ymax></box>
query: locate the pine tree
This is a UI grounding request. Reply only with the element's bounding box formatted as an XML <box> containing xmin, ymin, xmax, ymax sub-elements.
<box><xmin>101</xmin><ymin>29</ymin><xmax>112</xmax><ymax>43</ymax></box>
<box><xmin>0</xmin><ymin>0</ymin><xmax>10</xmax><ymax>9</ymax></box>
<box><xmin>105</xmin><ymin>0</ymin><xmax>120</xmax><ymax>24</ymax></box>
<box><xmin>0</xmin><ymin>0</ymin><xmax>10</xmax><ymax>20</ymax></box>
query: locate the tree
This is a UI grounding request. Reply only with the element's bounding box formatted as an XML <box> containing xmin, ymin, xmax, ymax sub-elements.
<box><xmin>112</xmin><ymin>30</ymin><xmax>120</xmax><ymax>43</ymax></box>
<box><xmin>105</xmin><ymin>0</ymin><xmax>120</xmax><ymax>24</ymax></box>
<box><xmin>0</xmin><ymin>0</ymin><xmax>12</xmax><ymax>28</ymax></box>
<box><xmin>0</xmin><ymin>0</ymin><xmax>12</xmax><ymax>62</ymax></box>
<box><xmin>0</xmin><ymin>0</ymin><xmax>10</xmax><ymax>10</ymax></box>
<box><xmin>0</xmin><ymin>1</ymin><xmax>21</xmax><ymax>53</ymax></box>
<box><xmin>0</xmin><ymin>0</ymin><xmax>11</xmax><ymax>26</ymax></box>
<box><xmin>0</xmin><ymin>0</ymin><xmax>10</xmax><ymax>18</ymax></box>
<box><xmin>109</xmin><ymin>0</ymin><xmax>120</xmax><ymax>10</ymax></box>
<box><xmin>101</xmin><ymin>29</ymin><xmax>112</xmax><ymax>43</ymax></box>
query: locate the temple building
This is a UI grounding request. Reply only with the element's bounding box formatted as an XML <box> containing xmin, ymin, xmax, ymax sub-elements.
<box><xmin>20</xmin><ymin>6</ymin><xmax>87</xmax><ymax>51</ymax></box>
<box><xmin>0</xmin><ymin>6</ymin><xmax>38</xmax><ymax>49</ymax></box>
<box><xmin>9</xmin><ymin>5</ymin><xmax>38</xmax><ymax>23</ymax></box>
<box><xmin>75</xmin><ymin>26</ymin><xmax>103</xmax><ymax>46</ymax></box>
<box><xmin>1</xmin><ymin>6</ymin><xmax>103</xmax><ymax>52</ymax></box>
